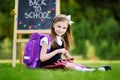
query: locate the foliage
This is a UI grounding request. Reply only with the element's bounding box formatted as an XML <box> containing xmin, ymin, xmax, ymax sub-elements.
<box><xmin>0</xmin><ymin>38</ymin><xmax>12</xmax><ymax>59</ymax></box>
<box><xmin>0</xmin><ymin>0</ymin><xmax>14</xmax><ymax>39</ymax></box>
<box><xmin>61</xmin><ymin>0</ymin><xmax>120</xmax><ymax>60</ymax></box>
<box><xmin>0</xmin><ymin>0</ymin><xmax>14</xmax><ymax>59</ymax></box>
<box><xmin>0</xmin><ymin>0</ymin><xmax>120</xmax><ymax>60</ymax></box>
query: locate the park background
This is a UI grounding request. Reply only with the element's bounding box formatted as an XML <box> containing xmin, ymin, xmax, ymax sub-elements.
<box><xmin>0</xmin><ymin>0</ymin><xmax>120</xmax><ymax>80</ymax></box>
<box><xmin>0</xmin><ymin>0</ymin><xmax>120</xmax><ymax>60</ymax></box>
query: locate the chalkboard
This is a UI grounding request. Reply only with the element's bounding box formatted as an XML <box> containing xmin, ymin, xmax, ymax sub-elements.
<box><xmin>17</xmin><ymin>0</ymin><xmax>56</xmax><ymax>30</ymax></box>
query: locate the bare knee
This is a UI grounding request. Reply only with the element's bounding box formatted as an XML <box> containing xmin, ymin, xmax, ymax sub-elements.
<box><xmin>65</xmin><ymin>62</ymin><xmax>75</xmax><ymax>70</ymax></box>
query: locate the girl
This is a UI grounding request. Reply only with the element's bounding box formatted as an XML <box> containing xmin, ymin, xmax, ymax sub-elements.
<box><xmin>39</xmin><ymin>14</ymin><xmax>111</xmax><ymax>72</ymax></box>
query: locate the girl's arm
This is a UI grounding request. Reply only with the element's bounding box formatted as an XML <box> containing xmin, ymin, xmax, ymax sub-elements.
<box><xmin>40</xmin><ymin>42</ymin><xmax>58</xmax><ymax>62</ymax></box>
<box><xmin>40</xmin><ymin>42</ymin><xmax>67</xmax><ymax>62</ymax></box>
<box><xmin>62</xmin><ymin>50</ymin><xmax>74</xmax><ymax>63</ymax></box>
<box><xmin>63</xmin><ymin>50</ymin><xmax>72</xmax><ymax>58</ymax></box>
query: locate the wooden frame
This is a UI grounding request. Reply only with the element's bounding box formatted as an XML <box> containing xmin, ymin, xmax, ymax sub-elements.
<box><xmin>12</xmin><ymin>0</ymin><xmax>60</xmax><ymax>67</ymax></box>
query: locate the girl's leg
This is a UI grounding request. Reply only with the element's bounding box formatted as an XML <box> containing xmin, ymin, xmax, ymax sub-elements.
<box><xmin>65</xmin><ymin>62</ymin><xmax>76</xmax><ymax>70</ymax></box>
<box><xmin>65</xmin><ymin>62</ymin><xmax>95</xmax><ymax>72</ymax></box>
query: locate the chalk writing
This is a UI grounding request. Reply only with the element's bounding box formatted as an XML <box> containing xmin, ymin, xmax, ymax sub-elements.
<box><xmin>17</xmin><ymin>0</ymin><xmax>56</xmax><ymax>30</ymax></box>
<box><xmin>25</xmin><ymin>0</ymin><xmax>50</xmax><ymax>19</ymax></box>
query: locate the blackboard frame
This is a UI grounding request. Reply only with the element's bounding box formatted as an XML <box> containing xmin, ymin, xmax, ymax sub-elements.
<box><xmin>12</xmin><ymin>0</ymin><xmax>60</xmax><ymax>67</ymax></box>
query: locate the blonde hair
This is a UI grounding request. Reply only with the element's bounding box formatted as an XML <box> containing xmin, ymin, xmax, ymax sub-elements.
<box><xmin>50</xmin><ymin>14</ymin><xmax>73</xmax><ymax>50</ymax></box>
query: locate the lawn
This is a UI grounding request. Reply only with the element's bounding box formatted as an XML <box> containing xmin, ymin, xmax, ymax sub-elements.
<box><xmin>0</xmin><ymin>61</ymin><xmax>120</xmax><ymax>80</ymax></box>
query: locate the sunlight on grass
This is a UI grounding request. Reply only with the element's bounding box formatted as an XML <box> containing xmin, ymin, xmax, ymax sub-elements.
<box><xmin>0</xmin><ymin>59</ymin><xmax>19</xmax><ymax>63</ymax></box>
<box><xmin>0</xmin><ymin>62</ymin><xmax>120</xmax><ymax>80</ymax></box>
<box><xmin>0</xmin><ymin>60</ymin><xmax>120</xmax><ymax>80</ymax></box>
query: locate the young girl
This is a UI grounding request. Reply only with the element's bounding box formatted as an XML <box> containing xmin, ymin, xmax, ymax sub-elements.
<box><xmin>39</xmin><ymin>14</ymin><xmax>111</xmax><ymax>72</ymax></box>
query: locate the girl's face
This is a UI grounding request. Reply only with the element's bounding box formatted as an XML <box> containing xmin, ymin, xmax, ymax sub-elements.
<box><xmin>53</xmin><ymin>20</ymin><xmax>68</xmax><ymax>36</ymax></box>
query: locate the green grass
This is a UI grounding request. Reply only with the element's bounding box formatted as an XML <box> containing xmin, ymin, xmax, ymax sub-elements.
<box><xmin>0</xmin><ymin>62</ymin><xmax>120</xmax><ymax>80</ymax></box>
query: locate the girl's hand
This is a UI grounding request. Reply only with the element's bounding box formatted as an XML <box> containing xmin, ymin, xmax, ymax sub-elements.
<box><xmin>67</xmin><ymin>58</ymin><xmax>74</xmax><ymax>63</ymax></box>
<box><xmin>56</xmin><ymin>48</ymin><xmax>72</xmax><ymax>58</ymax></box>
<box><xmin>56</xmin><ymin>48</ymin><xmax>68</xmax><ymax>54</ymax></box>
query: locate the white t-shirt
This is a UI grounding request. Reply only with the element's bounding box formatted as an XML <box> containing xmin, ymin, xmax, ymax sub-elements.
<box><xmin>40</xmin><ymin>36</ymin><xmax>62</xmax><ymax>47</ymax></box>
<box><xmin>40</xmin><ymin>37</ymin><xmax>49</xmax><ymax>46</ymax></box>
<box><xmin>40</xmin><ymin>37</ymin><xmax>51</xmax><ymax>49</ymax></box>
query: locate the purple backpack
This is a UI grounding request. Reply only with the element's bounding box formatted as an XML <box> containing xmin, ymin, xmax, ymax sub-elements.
<box><xmin>23</xmin><ymin>33</ymin><xmax>51</xmax><ymax>68</ymax></box>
